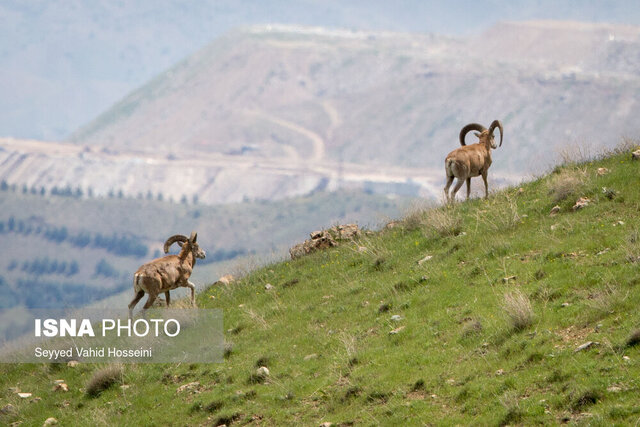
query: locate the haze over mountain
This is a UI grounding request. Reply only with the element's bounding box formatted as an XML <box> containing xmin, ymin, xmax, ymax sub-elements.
<box><xmin>2</xmin><ymin>0</ymin><xmax>640</xmax><ymax>141</ymax></box>
<box><xmin>3</xmin><ymin>20</ymin><xmax>640</xmax><ymax>204</ymax></box>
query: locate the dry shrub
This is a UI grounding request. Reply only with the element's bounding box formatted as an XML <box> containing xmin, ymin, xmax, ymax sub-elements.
<box><xmin>503</xmin><ymin>290</ymin><xmax>534</xmax><ymax>331</ymax></box>
<box><xmin>400</xmin><ymin>199</ymin><xmax>432</xmax><ymax>231</ymax></box>
<box><xmin>578</xmin><ymin>283</ymin><xmax>628</xmax><ymax>325</ymax></box>
<box><xmin>86</xmin><ymin>364</ymin><xmax>123</xmax><ymax>397</ymax></box>
<box><xmin>422</xmin><ymin>205</ymin><xmax>463</xmax><ymax>238</ymax></box>
<box><xmin>555</xmin><ymin>142</ymin><xmax>594</xmax><ymax>166</ymax></box>
<box><xmin>475</xmin><ymin>193</ymin><xmax>521</xmax><ymax>232</ymax></box>
<box><xmin>547</xmin><ymin>167</ymin><xmax>587</xmax><ymax>203</ymax></box>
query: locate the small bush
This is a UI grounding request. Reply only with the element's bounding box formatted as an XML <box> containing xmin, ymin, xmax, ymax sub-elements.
<box><xmin>401</xmin><ymin>200</ymin><xmax>432</xmax><ymax>231</ymax></box>
<box><xmin>503</xmin><ymin>290</ymin><xmax>534</xmax><ymax>331</ymax></box>
<box><xmin>547</xmin><ymin>168</ymin><xmax>587</xmax><ymax>203</ymax></box>
<box><xmin>461</xmin><ymin>319</ymin><xmax>483</xmax><ymax>338</ymax></box>
<box><xmin>422</xmin><ymin>205</ymin><xmax>463</xmax><ymax>238</ymax></box>
<box><xmin>86</xmin><ymin>364</ymin><xmax>123</xmax><ymax>397</ymax></box>
<box><xmin>571</xmin><ymin>388</ymin><xmax>602</xmax><ymax>412</ymax></box>
<box><xmin>475</xmin><ymin>194</ymin><xmax>521</xmax><ymax>232</ymax></box>
<box><xmin>626</xmin><ymin>329</ymin><xmax>640</xmax><ymax>348</ymax></box>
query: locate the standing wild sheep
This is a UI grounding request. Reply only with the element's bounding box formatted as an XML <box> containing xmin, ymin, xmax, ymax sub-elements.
<box><xmin>444</xmin><ymin>120</ymin><xmax>504</xmax><ymax>202</ymax></box>
<box><xmin>128</xmin><ymin>231</ymin><xmax>206</xmax><ymax>318</ymax></box>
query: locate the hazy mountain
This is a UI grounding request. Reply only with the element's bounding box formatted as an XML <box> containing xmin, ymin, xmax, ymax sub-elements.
<box><xmin>62</xmin><ymin>22</ymin><xmax>640</xmax><ymax>180</ymax></box>
<box><xmin>3</xmin><ymin>1</ymin><xmax>640</xmax><ymax>140</ymax></box>
<box><xmin>3</xmin><ymin>21</ymin><xmax>640</xmax><ymax>204</ymax></box>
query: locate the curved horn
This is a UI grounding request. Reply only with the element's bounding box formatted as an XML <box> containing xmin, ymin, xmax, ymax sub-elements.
<box><xmin>459</xmin><ymin>123</ymin><xmax>486</xmax><ymax>146</ymax></box>
<box><xmin>164</xmin><ymin>234</ymin><xmax>188</xmax><ymax>253</ymax></box>
<box><xmin>189</xmin><ymin>231</ymin><xmax>197</xmax><ymax>243</ymax></box>
<box><xmin>488</xmin><ymin>120</ymin><xmax>504</xmax><ymax>147</ymax></box>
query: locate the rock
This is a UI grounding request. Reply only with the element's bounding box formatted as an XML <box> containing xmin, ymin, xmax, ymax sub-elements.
<box><xmin>517</xmin><ymin>187</ymin><xmax>524</xmax><ymax>194</ymax></box>
<box><xmin>389</xmin><ymin>326</ymin><xmax>405</xmax><ymax>335</ymax></box>
<box><xmin>264</xmin><ymin>283</ymin><xmax>274</xmax><ymax>290</ymax></box>
<box><xmin>615</xmin><ymin>220</ymin><xmax>625</xmax><ymax>226</ymax></box>
<box><xmin>289</xmin><ymin>224</ymin><xmax>359</xmax><ymax>259</ymax></box>
<box><xmin>385</xmin><ymin>220</ymin><xmax>400</xmax><ymax>229</ymax></box>
<box><xmin>256</xmin><ymin>366</ymin><xmax>270</xmax><ymax>377</ymax></box>
<box><xmin>597</xmin><ymin>167</ymin><xmax>609</xmax><ymax>176</ymax></box>
<box><xmin>623</xmin><ymin>356</ymin><xmax>631</xmax><ymax>361</ymax></box>
<box><xmin>572</xmin><ymin>197</ymin><xmax>590</xmax><ymax>211</ymax></box>
<box><xmin>550</xmin><ymin>224</ymin><xmax>559</xmax><ymax>231</ymax></box>
<box><xmin>357</xmin><ymin>246</ymin><xmax>367</xmax><ymax>253</ymax></box>
<box><xmin>0</xmin><ymin>404</ymin><xmax>16</xmax><ymax>415</ymax></box>
<box><xmin>120</xmin><ymin>384</ymin><xmax>130</xmax><ymax>390</ymax></box>
<box><xmin>632</xmin><ymin>149</ymin><xmax>640</xmax><ymax>160</ymax></box>
<box><xmin>574</xmin><ymin>341</ymin><xmax>599</xmax><ymax>352</ymax></box>
<box><xmin>319</xmin><ymin>422</ymin><xmax>334</xmax><ymax>427</ymax></box>
<box><xmin>176</xmin><ymin>381</ymin><xmax>200</xmax><ymax>394</ymax></box>
<box><xmin>607</xmin><ymin>385</ymin><xmax>622</xmax><ymax>393</ymax></box>
<box><xmin>43</xmin><ymin>418</ymin><xmax>58</xmax><ymax>426</ymax></box>
<box><xmin>329</xmin><ymin>223</ymin><xmax>360</xmax><ymax>240</ymax></box>
<box><xmin>390</xmin><ymin>315</ymin><xmax>402</xmax><ymax>321</ymax></box>
<box><xmin>216</xmin><ymin>274</ymin><xmax>235</xmax><ymax>286</ymax></box>
<box><xmin>549</xmin><ymin>205</ymin><xmax>561</xmax><ymax>216</ymax></box>
<box><xmin>561</xmin><ymin>302</ymin><xmax>570</xmax><ymax>307</ymax></box>
<box><xmin>52</xmin><ymin>383</ymin><xmax>68</xmax><ymax>392</ymax></box>
<box><xmin>304</xmin><ymin>354</ymin><xmax>318</xmax><ymax>361</ymax></box>
<box><xmin>596</xmin><ymin>248</ymin><xmax>610</xmax><ymax>256</ymax></box>
<box><xmin>17</xmin><ymin>392</ymin><xmax>32</xmax><ymax>398</ymax></box>
<box><xmin>53</xmin><ymin>379</ymin><xmax>65</xmax><ymax>385</ymax></box>
<box><xmin>502</xmin><ymin>275</ymin><xmax>517</xmax><ymax>283</ymax></box>
<box><xmin>67</xmin><ymin>360</ymin><xmax>79</xmax><ymax>368</ymax></box>
<box><xmin>495</xmin><ymin>369</ymin><xmax>504</xmax><ymax>376</ymax></box>
<box><xmin>417</xmin><ymin>255</ymin><xmax>433</xmax><ymax>265</ymax></box>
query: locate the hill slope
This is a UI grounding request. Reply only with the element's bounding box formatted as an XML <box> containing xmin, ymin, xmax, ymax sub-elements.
<box><xmin>70</xmin><ymin>21</ymin><xmax>640</xmax><ymax>176</ymax></box>
<box><xmin>2</xmin><ymin>144</ymin><xmax>640</xmax><ymax>425</ymax></box>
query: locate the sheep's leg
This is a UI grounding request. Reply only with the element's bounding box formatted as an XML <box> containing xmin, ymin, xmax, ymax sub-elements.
<box><xmin>466</xmin><ymin>178</ymin><xmax>471</xmax><ymax>200</ymax></box>
<box><xmin>128</xmin><ymin>290</ymin><xmax>145</xmax><ymax>319</ymax></box>
<box><xmin>450</xmin><ymin>178</ymin><xmax>465</xmax><ymax>202</ymax></box>
<box><xmin>164</xmin><ymin>291</ymin><xmax>171</xmax><ymax>307</ymax></box>
<box><xmin>186</xmin><ymin>280</ymin><xmax>197</xmax><ymax>307</ymax></box>
<box><xmin>482</xmin><ymin>171</ymin><xmax>489</xmax><ymax>199</ymax></box>
<box><xmin>141</xmin><ymin>293</ymin><xmax>158</xmax><ymax>318</ymax></box>
<box><xmin>444</xmin><ymin>175</ymin><xmax>454</xmax><ymax>203</ymax></box>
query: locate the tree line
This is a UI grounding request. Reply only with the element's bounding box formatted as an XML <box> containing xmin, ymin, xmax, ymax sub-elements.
<box><xmin>0</xmin><ymin>179</ymin><xmax>199</xmax><ymax>205</ymax></box>
<box><xmin>0</xmin><ymin>216</ymin><xmax>148</xmax><ymax>258</ymax></box>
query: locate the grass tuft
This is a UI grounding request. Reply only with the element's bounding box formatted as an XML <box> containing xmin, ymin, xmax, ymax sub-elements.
<box><xmin>547</xmin><ymin>167</ymin><xmax>587</xmax><ymax>203</ymax></box>
<box><xmin>422</xmin><ymin>205</ymin><xmax>463</xmax><ymax>238</ymax></box>
<box><xmin>625</xmin><ymin>329</ymin><xmax>640</xmax><ymax>348</ymax></box>
<box><xmin>503</xmin><ymin>290</ymin><xmax>534</xmax><ymax>331</ymax></box>
<box><xmin>85</xmin><ymin>364</ymin><xmax>123</xmax><ymax>397</ymax></box>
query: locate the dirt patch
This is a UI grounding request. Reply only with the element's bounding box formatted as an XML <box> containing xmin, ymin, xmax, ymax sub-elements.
<box><xmin>555</xmin><ymin>325</ymin><xmax>593</xmax><ymax>349</ymax></box>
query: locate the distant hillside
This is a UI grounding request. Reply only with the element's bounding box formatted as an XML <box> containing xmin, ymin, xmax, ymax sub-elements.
<box><xmin>3</xmin><ymin>22</ymin><xmax>640</xmax><ymax>204</ymax></box>
<box><xmin>2</xmin><ymin>143</ymin><xmax>640</xmax><ymax>425</ymax></box>
<box><xmin>0</xmin><ymin>184</ymin><xmax>408</xmax><ymax>318</ymax></box>
<box><xmin>70</xmin><ymin>21</ymin><xmax>640</xmax><ymax>178</ymax></box>
<box><xmin>5</xmin><ymin>0</ymin><xmax>640</xmax><ymax>140</ymax></box>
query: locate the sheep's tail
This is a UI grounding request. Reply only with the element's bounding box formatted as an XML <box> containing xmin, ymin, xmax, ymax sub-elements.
<box><xmin>445</xmin><ymin>158</ymin><xmax>456</xmax><ymax>177</ymax></box>
<box><xmin>133</xmin><ymin>274</ymin><xmax>143</xmax><ymax>292</ymax></box>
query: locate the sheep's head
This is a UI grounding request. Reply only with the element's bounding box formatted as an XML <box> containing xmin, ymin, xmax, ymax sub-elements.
<box><xmin>164</xmin><ymin>231</ymin><xmax>206</xmax><ymax>260</ymax></box>
<box><xmin>459</xmin><ymin>120</ymin><xmax>503</xmax><ymax>149</ymax></box>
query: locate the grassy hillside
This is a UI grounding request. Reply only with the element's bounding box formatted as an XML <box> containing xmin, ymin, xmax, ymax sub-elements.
<box><xmin>2</xmin><ymin>145</ymin><xmax>640</xmax><ymax>425</ymax></box>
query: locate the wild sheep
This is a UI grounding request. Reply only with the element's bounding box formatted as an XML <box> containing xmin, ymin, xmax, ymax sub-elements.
<box><xmin>444</xmin><ymin>120</ymin><xmax>504</xmax><ymax>202</ymax></box>
<box><xmin>128</xmin><ymin>231</ymin><xmax>206</xmax><ymax>318</ymax></box>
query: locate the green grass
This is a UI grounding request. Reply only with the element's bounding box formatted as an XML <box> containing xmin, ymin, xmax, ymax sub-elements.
<box><xmin>3</xmin><ymin>147</ymin><xmax>640</xmax><ymax>425</ymax></box>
